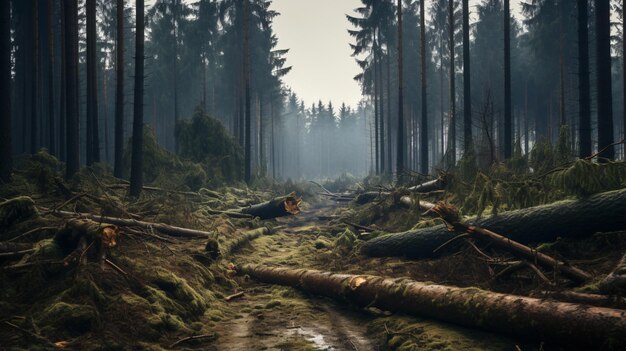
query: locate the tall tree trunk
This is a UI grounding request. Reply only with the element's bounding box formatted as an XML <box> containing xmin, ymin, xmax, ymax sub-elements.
<box><xmin>578</xmin><ymin>0</ymin><xmax>591</xmax><ymax>157</ymax></box>
<box><xmin>440</xmin><ymin>38</ymin><xmax>444</xmax><ymax>160</ymax></box>
<box><xmin>374</xmin><ymin>40</ymin><xmax>380</xmax><ymax>175</ymax></box>
<box><xmin>86</xmin><ymin>0</ymin><xmax>99</xmax><ymax>165</ymax></box>
<box><xmin>378</xmin><ymin>48</ymin><xmax>386</xmax><ymax>175</ymax></box>
<box><xmin>31</xmin><ymin>0</ymin><xmax>39</xmax><ymax>154</ymax></box>
<box><xmin>386</xmin><ymin>52</ymin><xmax>392</xmax><ymax>176</ymax></box>
<box><xmin>397</xmin><ymin>0</ymin><xmax>405</xmax><ymax>181</ymax></box>
<box><xmin>595</xmin><ymin>0</ymin><xmax>615</xmax><ymax>160</ymax></box>
<box><xmin>59</xmin><ymin>0</ymin><xmax>66</xmax><ymax>162</ymax></box>
<box><xmin>244</xmin><ymin>0</ymin><xmax>252</xmax><ymax>182</ymax></box>
<box><xmin>624</xmin><ymin>0</ymin><xmax>626</xmax><ymax>159</ymax></box>
<box><xmin>173</xmin><ymin>1</ymin><xmax>179</xmax><ymax>153</ymax></box>
<box><xmin>503</xmin><ymin>0</ymin><xmax>512</xmax><ymax>159</ymax></box>
<box><xmin>47</xmin><ymin>0</ymin><xmax>55</xmax><ymax>156</ymax></box>
<box><xmin>114</xmin><ymin>0</ymin><xmax>125</xmax><ymax>178</ymax></box>
<box><xmin>103</xmin><ymin>59</ymin><xmax>109</xmax><ymax>162</ymax></box>
<box><xmin>447</xmin><ymin>0</ymin><xmax>456</xmax><ymax>165</ymax></box>
<box><xmin>129</xmin><ymin>0</ymin><xmax>145</xmax><ymax>197</ymax></box>
<box><xmin>462</xmin><ymin>0</ymin><xmax>472</xmax><ymax>155</ymax></box>
<box><xmin>0</xmin><ymin>0</ymin><xmax>11</xmax><ymax>182</ymax></box>
<box><xmin>65</xmin><ymin>0</ymin><xmax>79</xmax><ymax>178</ymax></box>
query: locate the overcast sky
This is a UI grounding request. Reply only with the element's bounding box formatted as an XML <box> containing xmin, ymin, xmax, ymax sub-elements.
<box><xmin>145</xmin><ymin>0</ymin><xmax>525</xmax><ymax>108</ymax></box>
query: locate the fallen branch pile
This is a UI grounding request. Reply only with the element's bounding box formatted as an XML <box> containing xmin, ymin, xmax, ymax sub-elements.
<box><xmin>240</xmin><ymin>265</ymin><xmax>626</xmax><ymax>350</ymax></box>
<box><xmin>362</xmin><ymin>188</ymin><xmax>626</xmax><ymax>259</ymax></box>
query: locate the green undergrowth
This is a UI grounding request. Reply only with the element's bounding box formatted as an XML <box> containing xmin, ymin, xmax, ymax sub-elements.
<box><xmin>368</xmin><ymin>316</ymin><xmax>523</xmax><ymax>351</ymax></box>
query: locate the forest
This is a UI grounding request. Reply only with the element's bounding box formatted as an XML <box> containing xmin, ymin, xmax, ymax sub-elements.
<box><xmin>1</xmin><ymin>0</ymin><xmax>626</xmax><ymax>350</ymax></box>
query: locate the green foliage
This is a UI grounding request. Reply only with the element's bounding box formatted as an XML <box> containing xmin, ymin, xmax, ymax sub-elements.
<box><xmin>555</xmin><ymin>125</ymin><xmax>573</xmax><ymax>164</ymax></box>
<box><xmin>550</xmin><ymin>160</ymin><xmax>626</xmax><ymax>197</ymax></box>
<box><xmin>176</xmin><ymin>110</ymin><xmax>244</xmax><ymax>183</ymax></box>
<box><xmin>0</xmin><ymin>196</ymin><xmax>39</xmax><ymax>234</ymax></box>
<box><xmin>334</xmin><ymin>228</ymin><xmax>358</xmax><ymax>252</ymax></box>
<box><xmin>530</xmin><ymin>140</ymin><xmax>556</xmax><ymax>174</ymax></box>
<box><xmin>122</xmin><ymin>127</ymin><xmax>208</xmax><ymax>190</ymax></box>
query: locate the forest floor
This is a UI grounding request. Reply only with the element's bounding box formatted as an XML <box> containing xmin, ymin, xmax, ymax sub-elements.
<box><xmin>2</xmin><ymin>152</ymin><xmax>626</xmax><ymax>350</ymax></box>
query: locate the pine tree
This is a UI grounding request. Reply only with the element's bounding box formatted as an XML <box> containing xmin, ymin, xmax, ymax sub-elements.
<box><xmin>65</xmin><ymin>0</ymin><xmax>80</xmax><ymax>178</ymax></box>
<box><xmin>0</xmin><ymin>0</ymin><xmax>11</xmax><ymax>182</ymax></box>
<box><xmin>86</xmin><ymin>0</ymin><xmax>100</xmax><ymax>165</ymax></box>
<box><xmin>462</xmin><ymin>0</ymin><xmax>472</xmax><ymax>155</ymax></box>
<box><xmin>595</xmin><ymin>0</ymin><xmax>614</xmax><ymax>160</ymax></box>
<box><xmin>114</xmin><ymin>0</ymin><xmax>125</xmax><ymax>178</ymax></box>
<box><xmin>420</xmin><ymin>0</ymin><xmax>428</xmax><ymax>174</ymax></box>
<box><xmin>503</xmin><ymin>0</ymin><xmax>512</xmax><ymax>159</ymax></box>
<box><xmin>397</xmin><ymin>0</ymin><xmax>405</xmax><ymax>180</ymax></box>
<box><xmin>577</xmin><ymin>0</ymin><xmax>591</xmax><ymax>157</ymax></box>
<box><xmin>130</xmin><ymin>0</ymin><xmax>145</xmax><ymax>197</ymax></box>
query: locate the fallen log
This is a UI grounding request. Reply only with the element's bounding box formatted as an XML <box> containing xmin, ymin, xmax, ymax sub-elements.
<box><xmin>240</xmin><ymin>192</ymin><xmax>302</xmax><ymax>220</ymax></box>
<box><xmin>426</xmin><ymin>202</ymin><xmax>591</xmax><ymax>283</ymax></box>
<box><xmin>221</xmin><ymin>227</ymin><xmax>269</xmax><ymax>255</ymax></box>
<box><xmin>108</xmin><ymin>183</ymin><xmax>222</xmax><ymax>199</ymax></box>
<box><xmin>598</xmin><ymin>253</ymin><xmax>626</xmax><ymax>294</ymax></box>
<box><xmin>240</xmin><ymin>265</ymin><xmax>626</xmax><ymax>350</ymax></box>
<box><xmin>362</xmin><ymin>188</ymin><xmax>626</xmax><ymax>259</ymax></box>
<box><xmin>49</xmin><ymin>210</ymin><xmax>211</xmax><ymax>239</ymax></box>
<box><xmin>407</xmin><ymin>175</ymin><xmax>446</xmax><ymax>193</ymax></box>
<box><xmin>535</xmin><ymin>290</ymin><xmax>626</xmax><ymax>309</ymax></box>
<box><xmin>0</xmin><ymin>242</ymin><xmax>34</xmax><ymax>259</ymax></box>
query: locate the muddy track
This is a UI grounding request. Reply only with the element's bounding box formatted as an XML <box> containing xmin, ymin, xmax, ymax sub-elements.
<box><xmin>209</xmin><ymin>201</ymin><xmax>380</xmax><ymax>350</ymax></box>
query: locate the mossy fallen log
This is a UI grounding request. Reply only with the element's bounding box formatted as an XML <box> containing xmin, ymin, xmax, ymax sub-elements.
<box><xmin>50</xmin><ymin>210</ymin><xmax>211</xmax><ymax>239</ymax></box>
<box><xmin>240</xmin><ymin>265</ymin><xmax>626</xmax><ymax>350</ymax></box>
<box><xmin>362</xmin><ymin>188</ymin><xmax>626</xmax><ymax>259</ymax></box>
<box><xmin>221</xmin><ymin>227</ymin><xmax>270</xmax><ymax>255</ymax></box>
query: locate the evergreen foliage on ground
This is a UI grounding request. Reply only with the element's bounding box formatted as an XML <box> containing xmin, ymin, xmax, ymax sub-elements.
<box><xmin>175</xmin><ymin>110</ymin><xmax>244</xmax><ymax>184</ymax></box>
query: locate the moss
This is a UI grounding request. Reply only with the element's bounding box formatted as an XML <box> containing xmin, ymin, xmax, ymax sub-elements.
<box><xmin>40</xmin><ymin>302</ymin><xmax>99</xmax><ymax>336</ymax></box>
<box><xmin>0</xmin><ymin>196</ymin><xmax>39</xmax><ymax>233</ymax></box>
<box><xmin>334</xmin><ymin>228</ymin><xmax>358</xmax><ymax>252</ymax></box>
<box><xmin>265</xmin><ymin>300</ymin><xmax>282</xmax><ymax>309</ymax></box>
<box><xmin>369</xmin><ymin>316</ymin><xmax>515</xmax><ymax>351</ymax></box>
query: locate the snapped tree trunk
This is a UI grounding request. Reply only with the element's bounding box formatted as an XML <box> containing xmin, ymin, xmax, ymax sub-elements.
<box><xmin>362</xmin><ymin>188</ymin><xmax>626</xmax><ymax>259</ymax></box>
<box><xmin>240</xmin><ymin>265</ymin><xmax>626</xmax><ymax>350</ymax></box>
<box><xmin>240</xmin><ymin>193</ymin><xmax>302</xmax><ymax>220</ymax></box>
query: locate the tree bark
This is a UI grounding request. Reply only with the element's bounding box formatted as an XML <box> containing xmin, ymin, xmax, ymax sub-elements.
<box><xmin>243</xmin><ymin>0</ymin><xmax>252</xmax><ymax>183</ymax></box>
<box><xmin>419</xmin><ymin>0</ymin><xmax>428</xmax><ymax>175</ymax></box>
<box><xmin>578</xmin><ymin>0</ymin><xmax>591</xmax><ymax>157</ymax></box>
<box><xmin>114</xmin><ymin>0</ymin><xmax>125</xmax><ymax>178</ymax></box>
<box><xmin>595</xmin><ymin>0</ymin><xmax>614</xmax><ymax>160</ymax></box>
<box><xmin>52</xmin><ymin>210</ymin><xmax>211</xmax><ymax>239</ymax></box>
<box><xmin>240</xmin><ymin>265</ymin><xmax>626</xmax><ymax>350</ymax></box>
<box><xmin>362</xmin><ymin>188</ymin><xmax>626</xmax><ymax>259</ymax></box>
<box><xmin>503</xmin><ymin>0</ymin><xmax>512</xmax><ymax>159</ymax></box>
<box><xmin>31</xmin><ymin>0</ymin><xmax>39</xmax><ymax>155</ymax></box>
<box><xmin>47</xmin><ymin>0</ymin><xmax>55</xmax><ymax>156</ymax></box>
<box><xmin>240</xmin><ymin>193</ymin><xmax>301</xmax><ymax>220</ymax></box>
<box><xmin>462</xmin><ymin>0</ymin><xmax>472</xmax><ymax>155</ymax></box>
<box><xmin>396</xmin><ymin>0</ymin><xmax>405</xmax><ymax>181</ymax></box>
<box><xmin>0</xmin><ymin>0</ymin><xmax>11</xmax><ymax>182</ymax></box>
<box><xmin>86</xmin><ymin>0</ymin><xmax>99</xmax><ymax>165</ymax></box>
<box><xmin>447</xmin><ymin>0</ymin><xmax>456</xmax><ymax>165</ymax></box>
<box><xmin>64</xmin><ymin>0</ymin><xmax>79</xmax><ymax>178</ymax></box>
<box><xmin>129</xmin><ymin>0</ymin><xmax>144</xmax><ymax>197</ymax></box>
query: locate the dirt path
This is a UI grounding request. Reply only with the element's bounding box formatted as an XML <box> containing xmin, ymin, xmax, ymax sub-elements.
<box><xmin>209</xmin><ymin>201</ymin><xmax>380</xmax><ymax>350</ymax></box>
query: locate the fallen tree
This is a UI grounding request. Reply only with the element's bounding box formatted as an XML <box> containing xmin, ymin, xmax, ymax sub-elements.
<box><xmin>362</xmin><ymin>188</ymin><xmax>626</xmax><ymax>259</ymax></box>
<box><xmin>240</xmin><ymin>192</ymin><xmax>302</xmax><ymax>220</ymax></box>
<box><xmin>221</xmin><ymin>227</ymin><xmax>269</xmax><ymax>255</ymax></box>
<box><xmin>239</xmin><ymin>265</ymin><xmax>626</xmax><ymax>350</ymax></box>
<box><xmin>49</xmin><ymin>210</ymin><xmax>211</xmax><ymax>239</ymax></box>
